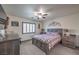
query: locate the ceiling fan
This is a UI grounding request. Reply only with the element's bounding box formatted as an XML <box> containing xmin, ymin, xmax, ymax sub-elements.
<box><xmin>33</xmin><ymin>8</ymin><xmax>48</xmax><ymax>20</ymax></box>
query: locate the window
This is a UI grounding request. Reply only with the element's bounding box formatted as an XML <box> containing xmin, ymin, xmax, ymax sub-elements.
<box><xmin>22</xmin><ymin>22</ymin><xmax>36</xmax><ymax>33</ymax></box>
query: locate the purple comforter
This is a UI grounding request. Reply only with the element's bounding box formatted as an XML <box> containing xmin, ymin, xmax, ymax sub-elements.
<box><xmin>33</xmin><ymin>33</ymin><xmax>61</xmax><ymax>43</ymax></box>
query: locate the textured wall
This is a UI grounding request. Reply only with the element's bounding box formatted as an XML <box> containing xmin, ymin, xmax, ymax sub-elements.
<box><xmin>6</xmin><ymin>15</ymin><xmax>43</xmax><ymax>41</ymax></box>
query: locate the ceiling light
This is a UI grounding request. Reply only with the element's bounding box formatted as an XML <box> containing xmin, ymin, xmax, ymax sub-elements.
<box><xmin>38</xmin><ymin>15</ymin><xmax>42</xmax><ymax>18</ymax></box>
<box><xmin>33</xmin><ymin>8</ymin><xmax>48</xmax><ymax>20</ymax></box>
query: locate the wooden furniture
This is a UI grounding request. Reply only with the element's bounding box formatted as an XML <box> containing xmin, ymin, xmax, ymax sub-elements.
<box><xmin>0</xmin><ymin>38</ymin><xmax>20</xmax><ymax>55</ymax></box>
<box><xmin>32</xmin><ymin>29</ymin><xmax>63</xmax><ymax>54</ymax></box>
<box><xmin>62</xmin><ymin>34</ymin><xmax>76</xmax><ymax>48</ymax></box>
<box><xmin>32</xmin><ymin>38</ymin><xmax>50</xmax><ymax>54</ymax></box>
<box><xmin>32</xmin><ymin>36</ymin><xmax>61</xmax><ymax>55</ymax></box>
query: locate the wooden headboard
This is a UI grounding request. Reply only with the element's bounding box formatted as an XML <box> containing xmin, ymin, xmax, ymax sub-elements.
<box><xmin>47</xmin><ymin>28</ymin><xmax>63</xmax><ymax>36</ymax></box>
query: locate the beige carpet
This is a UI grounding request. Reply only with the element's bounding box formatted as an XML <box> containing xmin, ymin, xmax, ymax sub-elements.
<box><xmin>20</xmin><ymin>40</ymin><xmax>79</xmax><ymax>55</ymax></box>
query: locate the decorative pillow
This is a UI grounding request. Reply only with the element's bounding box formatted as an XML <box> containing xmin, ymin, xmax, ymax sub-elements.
<box><xmin>47</xmin><ymin>32</ymin><xmax>58</xmax><ymax>35</ymax></box>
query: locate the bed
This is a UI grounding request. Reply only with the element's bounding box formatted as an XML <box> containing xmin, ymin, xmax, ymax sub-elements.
<box><xmin>32</xmin><ymin>28</ymin><xmax>63</xmax><ymax>54</ymax></box>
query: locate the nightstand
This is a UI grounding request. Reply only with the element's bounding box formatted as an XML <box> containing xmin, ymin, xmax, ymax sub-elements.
<box><xmin>62</xmin><ymin>34</ymin><xmax>76</xmax><ymax>48</ymax></box>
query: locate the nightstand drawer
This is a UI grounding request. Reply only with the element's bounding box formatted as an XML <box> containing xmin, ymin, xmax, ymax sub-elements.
<box><xmin>63</xmin><ymin>37</ymin><xmax>74</xmax><ymax>42</ymax></box>
<box><xmin>62</xmin><ymin>43</ymin><xmax>75</xmax><ymax>48</ymax></box>
<box><xmin>62</xmin><ymin>40</ymin><xmax>74</xmax><ymax>45</ymax></box>
<box><xmin>62</xmin><ymin>39</ymin><xmax>75</xmax><ymax>48</ymax></box>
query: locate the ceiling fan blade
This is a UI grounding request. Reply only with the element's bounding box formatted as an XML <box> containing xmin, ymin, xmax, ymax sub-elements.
<box><xmin>42</xmin><ymin>16</ymin><xmax>46</xmax><ymax>19</ymax></box>
<box><xmin>43</xmin><ymin>14</ymin><xmax>48</xmax><ymax>16</ymax></box>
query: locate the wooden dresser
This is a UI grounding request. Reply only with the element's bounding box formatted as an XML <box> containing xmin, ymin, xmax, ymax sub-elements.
<box><xmin>62</xmin><ymin>34</ymin><xmax>76</xmax><ymax>48</ymax></box>
<box><xmin>0</xmin><ymin>37</ymin><xmax>21</xmax><ymax>55</ymax></box>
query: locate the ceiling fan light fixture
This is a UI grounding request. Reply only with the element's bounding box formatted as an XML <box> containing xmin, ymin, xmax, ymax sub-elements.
<box><xmin>33</xmin><ymin>8</ymin><xmax>48</xmax><ymax>20</ymax></box>
<box><xmin>38</xmin><ymin>15</ymin><xmax>42</xmax><ymax>18</ymax></box>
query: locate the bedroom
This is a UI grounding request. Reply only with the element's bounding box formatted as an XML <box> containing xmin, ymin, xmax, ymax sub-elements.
<box><xmin>0</xmin><ymin>4</ymin><xmax>79</xmax><ymax>55</ymax></box>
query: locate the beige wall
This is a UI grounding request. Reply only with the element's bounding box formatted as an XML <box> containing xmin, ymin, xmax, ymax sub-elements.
<box><xmin>6</xmin><ymin>15</ymin><xmax>43</xmax><ymax>41</ymax></box>
<box><xmin>43</xmin><ymin>13</ymin><xmax>79</xmax><ymax>33</ymax></box>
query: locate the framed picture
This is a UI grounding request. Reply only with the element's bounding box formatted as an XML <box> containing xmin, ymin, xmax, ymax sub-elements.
<box><xmin>11</xmin><ymin>21</ymin><xmax>19</xmax><ymax>26</ymax></box>
<box><xmin>49</xmin><ymin>21</ymin><xmax>61</xmax><ymax>26</ymax></box>
<box><xmin>38</xmin><ymin>24</ymin><xmax>40</xmax><ymax>29</ymax></box>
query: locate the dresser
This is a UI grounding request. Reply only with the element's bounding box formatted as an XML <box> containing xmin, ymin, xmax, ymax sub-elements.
<box><xmin>0</xmin><ymin>35</ymin><xmax>21</xmax><ymax>55</ymax></box>
<box><xmin>62</xmin><ymin>34</ymin><xmax>76</xmax><ymax>48</ymax></box>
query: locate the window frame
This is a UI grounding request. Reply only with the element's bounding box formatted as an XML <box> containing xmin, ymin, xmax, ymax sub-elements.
<box><xmin>22</xmin><ymin>22</ymin><xmax>36</xmax><ymax>34</ymax></box>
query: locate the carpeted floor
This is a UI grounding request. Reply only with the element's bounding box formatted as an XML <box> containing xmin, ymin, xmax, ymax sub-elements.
<box><xmin>20</xmin><ymin>40</ymin><xmax>79</xmax><ymax>55</ymax></box>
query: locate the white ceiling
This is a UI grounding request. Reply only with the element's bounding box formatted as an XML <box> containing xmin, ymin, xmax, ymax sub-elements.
<box><xmin>2</xmin><ymin>4</ymin><xmax>79</xmax><ymax>21</ymax></box>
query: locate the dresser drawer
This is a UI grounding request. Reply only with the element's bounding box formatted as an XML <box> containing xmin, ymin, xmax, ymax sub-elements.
<box><xmin>62</xmin><ymin>43</ymin><xmax>75</xmax><ymax>48</ymax></box>
<box><xmin>62</xmin><ymin>40</ymin><xmax>75</xmax><ymax>48</ymax></box>
<box><xmin>62</xmin><ymin>40</ymin><xmax>74</xmax><ymax>45</ymax></box>
<box><xmin>63</xmin><ymin>37</ymin><xmax>74</xmax><ymax>42</ymax></box>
